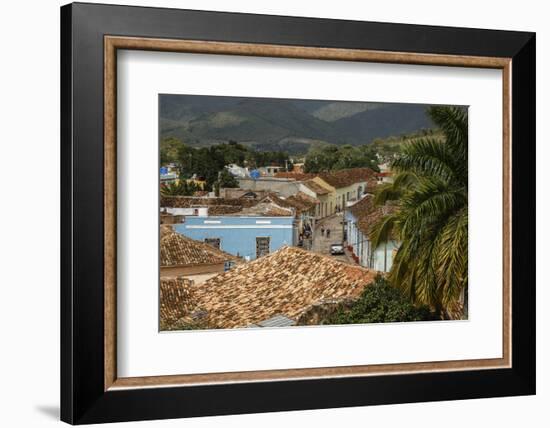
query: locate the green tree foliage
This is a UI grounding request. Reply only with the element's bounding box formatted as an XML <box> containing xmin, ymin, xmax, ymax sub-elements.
<box><xmin>367</xmin><ymin>129</ymin><xmax>443</xmax><ymax>164</ymax></box>
<box><xmin>304</xmin><ymin>144</ymin><xmax>380</xmax><ymax>173</ymax></box>
<box><xmin>160</xmin><ymin>181</ymin><xmax>187</xmax><ymax>197</ymax></box>
<box><xmin>325</xmin><ymin>275</ymin><xmax>432</xmax><ymax>324</ymax></box>
<box><xmin>160</xmin><ymin>137</ymin><xmax>182</xmax><ymax>164</ymax></box>
<box><xmin>213</xmin><ymin>169</ymin><xmax>239</xmax><ymax>195</ymax></box>
<box><xmin>217</xmin><ymin>169</ymin><xmax>239</xmax><ymax>188</ymax></box>
<box><xmin>370</xmin><ymin>106</ymin><xmax>468</xmax><ymax>318</ymax></box>
<box><xmin>245</xmin><ymin>150</ymin><xmax>291</xmax><ymax>170</ymax></box>
<box><xmin>160</xmin><ymin>179</ymin><xmax>199</xmax><ymax>197</ymax></box>
<box><xmin>160</xmin><ymin>317</ymin><xmax>208</xmax><ymax>331</ymax></box>
<box><xmin>164</xmin><ymin>138</ymin><xmax>292</xmax><ymax>190</ymax></box>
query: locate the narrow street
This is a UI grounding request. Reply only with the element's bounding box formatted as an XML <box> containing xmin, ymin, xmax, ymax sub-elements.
<box><xmin>311</xmin><ymin>213</ymin><xmax>356</xmax><ymax>265</ymax></box>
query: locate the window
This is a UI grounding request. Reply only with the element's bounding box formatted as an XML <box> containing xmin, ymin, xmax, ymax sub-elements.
<box><xmin>224</xmin><ymin>261</ymin><xmax>236</xmax><ymax>271</ymax></box>
<box><xmin>256</xmin><ymin>237</ymin><xmax>270</xmax><ymax>258</ymax></box>
<box><xmin>204</xmin><ymin>238</ymin><xmax>221</xmax><ymax>249</ymax></box>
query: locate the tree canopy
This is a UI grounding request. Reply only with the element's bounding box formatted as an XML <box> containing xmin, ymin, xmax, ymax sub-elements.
<box><xmin>304</xmin><ymin>144</ymin><xmax>380</xmax><ymax>173</ymax></box>
<box><xmin>370</xmin><ymin>106</ymin><xmax>468</xmax><ymax>318</ymax></box>
<box><xmin>325</xmin><ymin>275</ymin><xmax>432</xmax><ymax>324</ymax></box>
<box><xmin>160</xmin><ymin>180</ymin><xmax>200</xmax><ymax>197</ymax></box>
<box><xmin>160</xmin><ymin>138</ymin><xmax>292</xmax><ymax>190</ymax></box>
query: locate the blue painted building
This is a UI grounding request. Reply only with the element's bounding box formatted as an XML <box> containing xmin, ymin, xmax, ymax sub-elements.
<box><xmin>174</xmin><ymin>216</ymin><xmax>296</xmax><ymax>261</ymax></box>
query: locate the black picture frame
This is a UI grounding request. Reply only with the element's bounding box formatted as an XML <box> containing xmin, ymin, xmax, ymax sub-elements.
<box><xmin>61</xmin><ymin>2</ymin><xmax>535</xmax><ymax>424</ymax></box>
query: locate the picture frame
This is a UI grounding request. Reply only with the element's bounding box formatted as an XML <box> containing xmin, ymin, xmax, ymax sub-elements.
<box><xmin>61</xmin><ymin>2</ymin><xmax>535</xmax><ymax>424</ymax></box>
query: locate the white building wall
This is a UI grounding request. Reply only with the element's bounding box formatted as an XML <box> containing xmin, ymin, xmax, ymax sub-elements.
<box><xmin>238</xmin><ymin>178</ymin><xmax>301</xmax><ymax>198</ymax></box>
<box><xmin>370</xmin><ymin>240</ymin><xmax>399</xmax><ymax>272</ymax></box>
<box><xmin>298</xmin><ymin>183</ymin><xmax>317</xmax><ymax>199</ymax></box>
<box><xmin>350</xmin><ymin>225</ymin><xmax>398</xmax><ymax>273</ymax></box>
<box><xmin>162</xmin><ymin>207</ymin><xmax>209</xmax><ymax>217</ymax></box>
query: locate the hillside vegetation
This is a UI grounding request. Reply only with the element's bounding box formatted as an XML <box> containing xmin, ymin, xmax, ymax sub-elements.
<box><xmin>160</xmin><ymin>95</ymin><xmax>437</xmax><ymax>154</ymax></box>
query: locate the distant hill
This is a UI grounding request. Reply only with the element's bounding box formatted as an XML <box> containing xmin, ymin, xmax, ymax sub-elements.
<box><xmin>310</xmin><ymin>101</ymin><xmax>382</xmax><ymax>122</ymax></box>
<box><xmin>332</xmin><ymin>104</ymin><xmax>435</xmax><ymax>142</ymax></box>
<box><xmin>160</xmin><ymin>95</ymin><xmax>438</xmax><ymax>154</ymax></box>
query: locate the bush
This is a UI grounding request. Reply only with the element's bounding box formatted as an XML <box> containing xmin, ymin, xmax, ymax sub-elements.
<box><xmin>325</xmin><ymin>275</ymin><xmax>433</xmax><ymax>325</ymax></box>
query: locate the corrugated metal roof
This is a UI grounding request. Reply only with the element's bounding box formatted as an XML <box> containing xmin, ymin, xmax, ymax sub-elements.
<box><xmin>257</xmin><ymin>314</ymin><xmax>296</xmax><ymax>328</ymax></box>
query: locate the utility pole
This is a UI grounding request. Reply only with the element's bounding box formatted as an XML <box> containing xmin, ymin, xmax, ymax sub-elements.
<box><xmin>342</xmin><ymin>203</ymin><xmax>346</xmax><ymax>245</ymax></box>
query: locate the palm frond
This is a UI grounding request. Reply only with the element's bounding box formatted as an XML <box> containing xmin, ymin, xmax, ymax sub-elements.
<box><xmin>368</xmin><ymin>105</ymin><xmax>468</xmax><ymax>318</ymax></box>
<box><xmin>428</xmin><ymin>106</ymin><xmax>468</xmax><ymax>164</ymax></box>
<box><xmin>373</xmin><ymin>182</ymin><xmax>401</xmax><ymax>205</ymax></box>
<box><xmin>369</xmin><ymin>213</ymin><xmax>399</xmax><ymax>249</ymax></box>
<box><xmin>392</xmin><ymin>137</ymin><xmax>456</xmax><ymax>182</ymax></box>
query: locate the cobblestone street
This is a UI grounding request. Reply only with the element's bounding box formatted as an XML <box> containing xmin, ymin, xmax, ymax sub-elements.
<box><xmin>311</xmin><ymin>213</ymin><xmax>355</xmax><ymax>264</ymax></box>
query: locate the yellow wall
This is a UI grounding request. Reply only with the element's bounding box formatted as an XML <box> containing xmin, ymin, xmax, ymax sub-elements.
<box><xmin>310</xmin><ymin>177</ymin><xmax>370</xmax><ymax>217</ymax></box>
<box><xmin>311</xmin><ymin>177</ymin><xmax>336</xmax><ymax>218</ymax></box>
<box><xmin>186</xmin><ymin>179</ymin><xmax>206</xmax><ymax>189</ymax></box>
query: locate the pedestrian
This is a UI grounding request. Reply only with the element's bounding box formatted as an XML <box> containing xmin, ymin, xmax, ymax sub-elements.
<box><xmin>321</xmin><ymin>227</ymin><xmax>325</xmax><ymax>236</ymax></box>
<box><xmin>326</xmin><ymin>229</ymin><xmax>331</xmax><ymax>238</ymax></box>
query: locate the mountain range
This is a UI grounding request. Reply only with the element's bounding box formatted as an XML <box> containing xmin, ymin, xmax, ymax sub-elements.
<box><xmin>160</xmin><ymin>94</ymin><xmax>438</xmax><ymax>154</ymax></box>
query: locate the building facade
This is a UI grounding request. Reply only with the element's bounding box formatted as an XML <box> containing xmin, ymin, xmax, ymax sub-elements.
<box><xmin>345</xmin><ymin>196</ymin><xmax>399</xmax><ymax>273</ymax></box>
<box><xmin>300</xmin><ymin>178</ymin><xmax>335</xmax><ymax>219</ymax></box>
<box><xmin>225</xmin><ymin>164</ymin><xmax>250</xmax><ymax>178</ymax></box>
<box><xmin>160</xmin><ymin>226</ymin><xmax>241</xmax><ymax>284</ymax></box>
<box><xmin>174</xmin><ymin>215</ymin><xmax>296</xmax><ymax>261</ymax></box>
<box><xmin>319</xmin><ymin>168</ymin><xmax>377</xmax><ymax>214</ymax></box>
<box><xmin>258</xmin><ymin>166</ymin><xmax>285</xmax><ymax>176</ymax></box>
<box><xmin>237</xmin><ymin>177</ymin><xmax>303</xmax><ymax>197</ymax></box>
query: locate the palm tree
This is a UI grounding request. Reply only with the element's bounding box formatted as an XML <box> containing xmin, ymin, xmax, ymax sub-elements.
<box><xmin>370</xmin><ymin>106</ymin><xmax>468</xmax><ymax>318</ymax></box>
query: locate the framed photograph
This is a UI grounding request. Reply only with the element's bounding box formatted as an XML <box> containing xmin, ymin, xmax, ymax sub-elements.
<box><xmin>61</xmin><ymin>2</ymin><xmax>535</xmax><ymax>424</ymax></box>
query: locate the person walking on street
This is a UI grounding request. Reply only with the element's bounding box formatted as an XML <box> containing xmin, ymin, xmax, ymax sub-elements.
<box><xmin>321</xmin><ymin>227</ymin><xmax>325</xmax><ymax>237</ymax></box>
<box><xmin>326</xmin><ymin>229</ymin><xmax>331</xmax><ymax>238</ymax></box>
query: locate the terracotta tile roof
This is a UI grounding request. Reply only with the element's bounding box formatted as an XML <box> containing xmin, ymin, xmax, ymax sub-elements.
<box><xmin>160</xmin><ymin>277</ymin><xmax>197</xmax><ymax>327</ymax></box>
<box><xmin>206</xmin><ymin>205</ymin><xmax>244</xmax><ymax>215</ymax></box>
<box><xmin>238</xmin><ymin>200</ymin><xmax>294</xmax><ymax>217</ymax></box>
<box><xmin>237</xmin><ymin>190</ymin><xmax>268</xmax><ymax>199</ymax></box>
<box><xmin>357</xmin><ymin>210</ymin><xmax>386</xmax><ymax>236</ymax></box>
<box><xmin>285</xmin><ymin>192</ymin><xmax>319</xmax><ymax>213</ymax></box>
<box><xmin>274</xmin><ymin>172</ymin><xmax>316</xmax><ymax>181</ymax></box>
<box><xmin>348</xmin><ymin>196</ymin><xmax>397</xmax><ymax>237</ymax></box>
<box><xmin>348</xmin><ymin>194</ymin><xmax>375</xmax><ymax>218</ymax></box>
<box><xmin>303</xmin><ymin>179</ymin><xmax>330</xmax><ymax>195</ymax></box>
<box><xmin>160</xmin><ymin>224</ymin><xmax>174</xmax><ymax>235</ymax></box>
<box><xmin>191</xmin><ymin>246</ymin><xmax>377</xmax><ymax>329</ymax></box>
<box><xmin>161</xmin><ymin>196</ymin><xmax>257</xmax><ymax>209</ymax></box>
<box><xmin>364</xmin><ymin>182</ymin><xmax>379</xmax><ymax>194</ymax></box>
<box><xmin>237</xmin><ymin>192</ymin><xmax>318</xmax><ymax>216</ymax></box>
<box><xmin>220</xmin><ymin>188</ymin><xmax>270</xmax><ymax>199</ymax></box>
<box><xmin>258</xmin><ymin>193</ymin><xmax>294</xmax><ymax>208</ymax></box>
<box><xmin>295</xmin><ymin>191</ymin><xmax>319</xmax><ymax>204</ymax></box>
<box><xmin>319</xmin><ymin>168</ymin><xmax>377</xmax><ymax>189</ymax></box>
<box><xmin>160</xmin><ymin>229</ymin><xmax>240</xmax><ymax>267</ymax></box>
